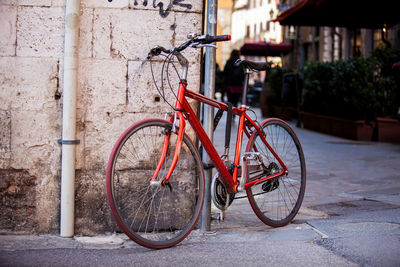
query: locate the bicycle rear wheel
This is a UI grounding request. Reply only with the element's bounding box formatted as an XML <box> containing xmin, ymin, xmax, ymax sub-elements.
<box><xmin>106</xmin><ymin>119</ymin><xmax>205</xmax><ymax>249</ymax></box>
<box><xmin>246</xmin><ymin>119</ymin><xmax>306</xmax><ymax>227</ymax></box>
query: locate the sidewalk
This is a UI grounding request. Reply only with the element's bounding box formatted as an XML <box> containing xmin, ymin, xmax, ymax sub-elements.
<box><xmin>1</xmin><ymin>108</ymin><xmax>400</xmax><ymax>266</ymax></box>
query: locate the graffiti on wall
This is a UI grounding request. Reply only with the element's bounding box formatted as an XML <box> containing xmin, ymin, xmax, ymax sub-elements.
<box><xmin>133</xmin><ymin>0</ymin><xmax>192</xmax><ymax>18</ymax></box>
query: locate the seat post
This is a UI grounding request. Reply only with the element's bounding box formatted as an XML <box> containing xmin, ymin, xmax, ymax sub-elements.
<box><xmin>241</xmin><ymin>69</ymin><xmax>251</xmax><ymax>107</ymax></box>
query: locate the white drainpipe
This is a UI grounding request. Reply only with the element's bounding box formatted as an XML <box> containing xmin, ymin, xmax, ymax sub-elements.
<box><xmin>60</xmin><ymin>0</ymin><xmax>81</xmax><ymax>237</ymax></box>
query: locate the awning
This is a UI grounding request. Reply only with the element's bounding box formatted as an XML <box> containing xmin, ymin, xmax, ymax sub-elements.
<box><xmin>240</xmin><ymin>42</ymin><xmax>293</xmax><ymax>57</ymax></box>
<box><xmin>275</xmin><ymin>0</ymin><xmax>400</xmax><ymax>29</ymax></box>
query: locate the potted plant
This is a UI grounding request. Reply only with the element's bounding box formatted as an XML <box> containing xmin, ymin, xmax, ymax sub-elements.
<box><xmin>371</xmin><ymin>48</ymin><xmax>400</xmax><ymax>142</ymax></box>
<box><xmin>301</xmin><ymin>57</ymin><xmax>378</xmax><ymax>140</ymax></box>
<box><xmin>261</xmin><ymin>65</ymin><xmax>296</xmax><ymax>120</ymax></box>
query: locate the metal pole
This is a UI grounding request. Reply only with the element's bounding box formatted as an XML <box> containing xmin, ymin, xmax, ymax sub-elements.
<box><xmin>200</xmin><ymin>0</ymin><xmax>217</xmax><ymax>233</ymax></box>
<box><xmin>60</xmin><ymin>0</ymin><xmax>80</xmax><ymax>237</ymax></box>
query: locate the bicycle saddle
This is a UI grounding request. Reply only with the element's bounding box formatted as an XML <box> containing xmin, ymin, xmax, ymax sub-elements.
<box><xmin>235</xmin><ymin>59</ymin><xmax>270</xmax><ymax>72</ymax></box>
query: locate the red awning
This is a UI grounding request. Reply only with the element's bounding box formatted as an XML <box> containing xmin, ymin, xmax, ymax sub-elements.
<box><xmin>240</xmin><ymin>42</ymin><xmax>293</xmax><ymax>57</ymax></box>
<box><xmin>275</xmin><ymin>0</ymin><xmax>400</xmax><ymax>29</ymax></box>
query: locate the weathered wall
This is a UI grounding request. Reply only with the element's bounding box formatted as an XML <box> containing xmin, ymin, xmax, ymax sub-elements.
<box><xmin>0</xmin><ymin>0</ymin><xmax>203</xmax><ymax>235</ymax></box>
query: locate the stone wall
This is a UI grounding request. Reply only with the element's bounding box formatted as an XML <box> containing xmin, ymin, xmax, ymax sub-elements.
<box><xmin>0</xmin><ymin>0</ymin><xmax>203</xmax><ymax>235</ymax></box>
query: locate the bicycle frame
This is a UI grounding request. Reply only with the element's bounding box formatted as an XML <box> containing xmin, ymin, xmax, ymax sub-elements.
<box><xmin>152</xmin><ymin>80</ymin><xmax>288</xmax><ymax>194</ymax></box>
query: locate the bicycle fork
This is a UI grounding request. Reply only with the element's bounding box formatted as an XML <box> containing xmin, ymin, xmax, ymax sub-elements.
<box><xmin>149</xmin><ymin>83</ymin><xmax>187</xmax><ymax>188</ymax></box>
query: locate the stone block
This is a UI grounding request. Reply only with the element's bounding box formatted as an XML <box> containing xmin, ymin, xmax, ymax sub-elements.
<box><xmin>127</xmin><ymin>60</ymin><xmax>201</xmax><ymax>113</ymax></box>
<box><xmin>127</xmin><ymin>60</ymin><xmax>177</xmax><ymax>113</ymax></box>
<box><xmin>34</xmin><ymin>172</ymin><xmax>60</xmax><ymax>233</ymax></box>
<box><xmin>18</xmin><ymin>0</ymin><xmax>51</xmax><ymax>6</ymax></box>
<box><xmin>0</xmin><ymin>0</ymin><xmax>18</xmax><ymax>5</ymax></box>
<box><xmin>0</xmin><ymin>169</ymin><xmax>37</xmax><ymax>232</ymax></box>
<box><xmin>174</xmin><ymin>11</ymin><xmax>202</xmax><ymax>44</ymax></box>
<box><xmin>78</xmin><ymin>58</ymin><xmax>127</xmax><ymax>121</ymax></box>
<box><xmin>173</xmin><ymin>12</ymin><xmax>203</xmax><ymax>65</ymax></box>
<box><xmin>93</xmin><ymin>9</ymin><xmax>175</xmax><ymax>60</ymax></box>
<box><xmin>75</xmin><ymin>58</ymin><xmax>127</xmax><ymax>169</ymax></box>
<box><xmin>10</xmin><ymin>108</ymin><xmax>61</xmax><ymax>174</ymax></box>
<box><xmin>82</xmin><ymin>0</ymin><xmax>129</xmax><ymax>8</ymax></box>
<box><xmin>79</xmin><ymin>8</ymin><xmax>94</xmax><ymax>59</ymax></box>
<box><xmin>0</xmin><ymin>57</ymin><xmax>59</xmax><ymax>111</ymax></box>
<box><xmin>75</xmin><ymin>168</ymin><xmax>114</xmax><ymax>235</ymax></box>
<box><xmin>0</xmin><ymin>110</ymin><xmax>11</xmax><ymax>168</ymax></box>
<box><xmin>0</xmin><ymin>6</ymin><xmax>17</xmax><ymax>56</ymax></box>
<box><xmin>16</xmin><ymin>6</ymin><xmax>65</xmax><ymax>57</ymax></box>
<box><xmin>51</xmin><ymin>0</ymin><xmax>65</xmax><ymax>7</ymax></box>
<box><xmin>82</xmin><ymin>112</ymin><xmax>157</xmax><ymax>170</ymax></box>
<box><xmin>129</xmin><ymin>0</ymin><xmax>202</xmax><ymax>15</ymax></box>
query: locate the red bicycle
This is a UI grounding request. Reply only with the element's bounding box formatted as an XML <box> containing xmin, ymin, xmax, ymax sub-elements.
<box><xmin>106</xmin><ymin>34</ymin><xmax>306</xmax><ymax>249</ymax></box>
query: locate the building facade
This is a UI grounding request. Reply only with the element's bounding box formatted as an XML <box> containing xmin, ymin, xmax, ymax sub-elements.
<box><xmin>217</xmin><ymin>0</ymin><xmax>282</xmax><ymax>67</ymax></box>
<box><xmin>278</xmin><ymin>0</ymin><xmax>400</xmax><ymax>68</ymax></box>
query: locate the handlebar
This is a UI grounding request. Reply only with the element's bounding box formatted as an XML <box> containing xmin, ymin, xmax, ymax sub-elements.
<box><xmin>194</xmin><ymin>34</ymin><xmax>231</xmax><ymax>44</ymax></box>
<box><xmin>147</xmin><ymin>34</ymin><xmax>231</xmax><ymax>59</ymax></box>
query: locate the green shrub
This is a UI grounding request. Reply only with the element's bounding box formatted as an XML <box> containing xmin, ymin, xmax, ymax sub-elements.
<box><xmin>265</xmin><ymin>65</ymin><xmax>294</xmax><ymax>105</ymax></box>
<box><xmin>370</xmin><ymin>48</ymin><xmax>400</xmax><ymax>117</ymax></box>
<box><xmin>301</xmin><ymin>48</ymin><xmax>400</xmax><ymax>120</ymax></box>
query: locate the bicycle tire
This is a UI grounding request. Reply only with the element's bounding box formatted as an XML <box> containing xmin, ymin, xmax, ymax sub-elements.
<box><xmin>106</xmin><ymin>119</ymin><xmax>205</xmax><ymax>249</ymax></box>
<box><xmin>245</xmin><ymin>119</ymin><xmax>306</xmax><ymax>227</ymax></box>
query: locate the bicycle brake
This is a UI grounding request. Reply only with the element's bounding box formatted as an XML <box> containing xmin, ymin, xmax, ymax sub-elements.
<box><xmin>171</xmin><ymin>112</ymin><xmax>178</xmax><ymax>133</ymax></box>
<box><xmin>163</xmin><ymin>111</ymin><xmax>178</xmax><ymax>133</ymax></box>
<box><xmin>162</xmin><ymin>181</ymin><xmax>173</xmax><ymax>192</ymax></box>
<box><xmin>191</xmin><ymin>43</ymin><xmax>217</xmax><ymax>49</ymax></box>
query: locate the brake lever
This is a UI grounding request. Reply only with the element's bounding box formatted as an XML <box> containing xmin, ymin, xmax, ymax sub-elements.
<box><xmin>191</xmin><ymin>44</ymin><xmax>217</xmax><ymax>49</ymax></box>
<box><xmin>147</xmin><ymin>45</ymin><xmax>163</xmax><ymax>59</ymax></box>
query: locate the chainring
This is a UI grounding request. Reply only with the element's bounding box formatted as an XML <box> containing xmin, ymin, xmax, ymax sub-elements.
<box><xmin>211</xmin><ymin>173</ymin><xmax>235</xmax><ymax>211</ymax></box>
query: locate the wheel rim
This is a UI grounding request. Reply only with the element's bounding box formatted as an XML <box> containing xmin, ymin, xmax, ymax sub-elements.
<box><xmin>246</xmin><ymin>120</ymin><xmax>305</xmax><ymax>226</ymax></box>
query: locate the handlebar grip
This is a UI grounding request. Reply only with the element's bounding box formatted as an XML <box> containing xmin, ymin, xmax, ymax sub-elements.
<box><xmin>203</xmin><ymin>35</ymin><xmax>231</xmax><ymax>44</ymax></box>
<box><xmin>209</xmin><ymin>35</ymin><xmax>231</xmax><ymax>43</ymax></box>
<box><xmin>193</xmin><ymin>34</ymin><xmax>231</xmax><ymax>45</ymax></box>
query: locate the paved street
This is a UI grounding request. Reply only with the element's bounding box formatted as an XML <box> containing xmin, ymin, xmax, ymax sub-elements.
<box><xmin>1</xmin><ymin>108</ymin><xmax>400</xmax><ymax>266</ymax></box>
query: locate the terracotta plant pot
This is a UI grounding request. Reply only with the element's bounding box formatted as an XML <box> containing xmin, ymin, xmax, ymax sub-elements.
<box><xmin>376</xmin><ymin>117</ymin><xmax>400</xmax><ymax>142</ymax></box>
<box><xmin>301</xmin><ymin>112</ymin><xmax>375</xmax><ymax>141</ymax></box>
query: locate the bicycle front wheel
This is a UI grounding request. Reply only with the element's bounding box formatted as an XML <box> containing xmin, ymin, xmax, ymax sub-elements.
<box><xmin>106</xmin><ymin>119</ymin><xmax>205</xmax><ymax>249</ymax></box>
<box><xmin>246</xmin><ymin>119</ymin><xmax>306</xmax><ymax>227</ymax></box>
